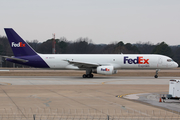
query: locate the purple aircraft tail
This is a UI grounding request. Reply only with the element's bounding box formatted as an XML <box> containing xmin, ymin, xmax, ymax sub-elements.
<box><xmin>4</xmin><ymin>28</ymin><xmax>37</xmax><ymax>57</ymax></box>
<box><xmin>4</xmin><ymin>28</ymin><xmax>49</xmax><ymax>68</ymax></box>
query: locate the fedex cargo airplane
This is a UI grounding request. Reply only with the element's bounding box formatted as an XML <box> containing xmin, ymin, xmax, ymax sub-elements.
<box><xmin>3</xmin><ymin>28</ymin><xmax>178</xmax><ymax>78</ymax></box>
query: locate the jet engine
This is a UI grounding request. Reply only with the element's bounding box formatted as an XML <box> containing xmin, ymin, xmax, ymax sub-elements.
<box><xmin>92</xmin><ymin>66</ymin><xmax>118</xmax><ymax>75</ymax></box>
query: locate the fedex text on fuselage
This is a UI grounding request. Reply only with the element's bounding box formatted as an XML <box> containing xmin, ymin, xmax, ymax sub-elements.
<box><xmin>124</xmin><ymin>56</ymin><xmax>149</xmax><ymax>64</ymax></box>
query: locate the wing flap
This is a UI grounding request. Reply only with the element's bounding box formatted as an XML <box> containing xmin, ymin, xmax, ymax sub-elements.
<box><xmin>64</xmin><ymin>60</ymin><xmax>100</xmax><ymax>68</ymax></box>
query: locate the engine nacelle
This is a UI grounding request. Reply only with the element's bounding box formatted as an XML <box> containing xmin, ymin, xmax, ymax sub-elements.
<box><xmin>92</xmin><ymin>66</ymin><xmax>118</xmax><ymax>75</ymax></box>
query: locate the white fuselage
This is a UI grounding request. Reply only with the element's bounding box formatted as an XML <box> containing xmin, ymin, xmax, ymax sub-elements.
<box><xmin>38</xmin><ymin>54</ymin><xmax>178</xmax><ymax>70</ymax></box>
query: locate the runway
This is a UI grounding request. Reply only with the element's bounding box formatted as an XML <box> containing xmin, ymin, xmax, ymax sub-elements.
<box><xmin>0</xmin><ymin>76</ymin><xmax>179</xmax><ymax>85</ymax></box>
<box><xmin>0</xmin><ymin>76</ymin><xmax>179</xmax><ymax>119</ymax></box>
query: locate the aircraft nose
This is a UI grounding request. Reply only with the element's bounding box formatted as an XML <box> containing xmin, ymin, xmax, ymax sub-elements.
<box><xmin>174</xmin><ymin>62</ymin><xmax>178</xmax><ymax>68</ymax></box>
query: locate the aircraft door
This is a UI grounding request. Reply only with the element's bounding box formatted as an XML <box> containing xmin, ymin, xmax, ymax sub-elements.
<box><xmin>158</xmin><ymin>57</ymin><xmax>169</xmax><ymax>68</ymax></box>
<box><xmin>157</xmin><ymin>57</ymin><xmax>163</xmax><ymax>67</ymax></box>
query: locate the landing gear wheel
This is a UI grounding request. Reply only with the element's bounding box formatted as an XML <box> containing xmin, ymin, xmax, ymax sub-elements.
<box><xmin>87</xmin><ymin>74</ymin><xmax>94</xmax><ymax>78</ymax></box>
<box><xmin>154</xmin><ymin>75</ymin><xmax>158</xmax><ymax>78</ymax></box>
<box><xmin>83</xmin><ymin>69</ymin><xmax>94</xmax><ymax>78</ymax></box>
<box><xmin>87</xmin><ymin>74</ymin><xmax>91</xmax><ymax>78</ymax></box>
<box><xmin>83</xmin><ymin>74</ymin><xmax>87</xmax><ymax>78</ymax></box>
<box><xmin>154</xmin><ymin>69</ymin><xmax>160</xmax><ymax>78</ymax></box>
<box><xmin>90</xmin><ymin>74</ymin><xmax>94</xmax><ymax>78</ymax></box>
<box><xmin>82</xmin><ymin>74</ymin><xmax>94</xmax><ymax>78</ymax></box>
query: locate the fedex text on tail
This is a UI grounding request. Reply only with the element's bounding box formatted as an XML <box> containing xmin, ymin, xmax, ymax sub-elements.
<box><xmin>12</xmin><ymin>42</ymin><xmax>26</xmax><ymax>47</ymax></box>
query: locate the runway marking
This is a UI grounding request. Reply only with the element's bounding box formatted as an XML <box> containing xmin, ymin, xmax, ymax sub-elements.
<box><xmin>102</xmin><ymin>82</ymin><xmax>105</xmax><ymax>84</ymax></box>
<box><xmin>116</xmin><ymin>93</ymin><xmax>134</xmax><ymax>98</ymax></box>
<box><xmin>117</xmin><ymin>92</ymin><xmax>144</xmax><ymax>98</ymax></box>
<box><xmin>0</xmin><ymin>82</ymin><xmax>12</xmax><ymax>85</ymax></box>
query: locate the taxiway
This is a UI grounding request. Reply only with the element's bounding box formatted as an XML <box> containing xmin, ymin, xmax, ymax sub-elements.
<box><xmin>0</xmin><ymin>74</ymin><xmax>179</xmax><ymax>119</ymax></box>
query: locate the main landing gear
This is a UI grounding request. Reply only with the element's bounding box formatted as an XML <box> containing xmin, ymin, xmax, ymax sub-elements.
<box><xmin>82</xmin><ymin>74</ymin><xmax>94</xmax><ymax>78</ymax></box>
<box><xmin>82</xmin><ymin>68</ymin><xmax>94</xmax><ymax>78</ymax></box>
<box><xmin>154</xmin><ymin>69</ymin><xmax>160</xmax><ymax>78</ymax></box>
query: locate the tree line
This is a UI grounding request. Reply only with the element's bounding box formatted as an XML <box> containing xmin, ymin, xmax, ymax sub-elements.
<box><xmin>0</xmin><ymin>36</ymin><xmax>180</xmax><ymax>67</ymax></box>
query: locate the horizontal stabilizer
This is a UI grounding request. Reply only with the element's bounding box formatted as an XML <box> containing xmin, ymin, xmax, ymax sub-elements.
<box><xmin>3</xmin><ymin>56</ymin><xmax>28</xmax><ymax>63</ymax></box>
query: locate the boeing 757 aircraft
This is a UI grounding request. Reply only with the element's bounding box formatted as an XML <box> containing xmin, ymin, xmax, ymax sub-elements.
<box><xmin>3</xmin><ymin>28</ymin><xmax>178</xmax><ymax>78</ymax></box>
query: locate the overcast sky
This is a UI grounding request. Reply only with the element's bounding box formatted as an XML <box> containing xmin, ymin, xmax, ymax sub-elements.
<box><xmin>0</xmin><ymin>0</ymin><xmax>180</xmax><ymax>45</ymax></box>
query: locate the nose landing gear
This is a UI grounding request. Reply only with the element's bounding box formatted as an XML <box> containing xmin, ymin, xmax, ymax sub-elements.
<box><xmin>154</xmin><ymin>69</ymin><xmax>160</xmax><ymax>78</ymax></box>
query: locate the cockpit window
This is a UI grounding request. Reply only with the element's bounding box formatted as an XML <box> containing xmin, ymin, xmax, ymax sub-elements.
<box><xmin>167</xmin><ymin>59</ymin><xmax>173</xmax><ymax>62</ymax></box>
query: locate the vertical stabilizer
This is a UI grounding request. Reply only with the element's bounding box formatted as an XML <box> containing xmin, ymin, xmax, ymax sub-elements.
<box><xmin>4</xmin><ymin>28</ymin><xmax>37</xmax><ymax>56</ymax></box>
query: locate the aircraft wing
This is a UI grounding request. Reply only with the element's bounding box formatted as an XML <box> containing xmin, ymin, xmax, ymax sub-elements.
<box><xmin>3</xmin><ymin>56</ymin><xmax>28</xmax><ymax>63</ymax></box>
<box><xmin>64</xmin><ymin>60</ymin><xmax>100</xmax><ymax>68</ymax></box>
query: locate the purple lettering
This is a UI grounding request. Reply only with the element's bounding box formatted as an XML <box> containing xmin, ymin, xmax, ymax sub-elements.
<box><xmin>124</xmin><ymin>56</ymin><xmax>129</xmax><ymax>64</ymax></box>
<box><xmin>124</xmin><ymin>56</ymin><xmax>149</xmax><ymax>64</ymax></box>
